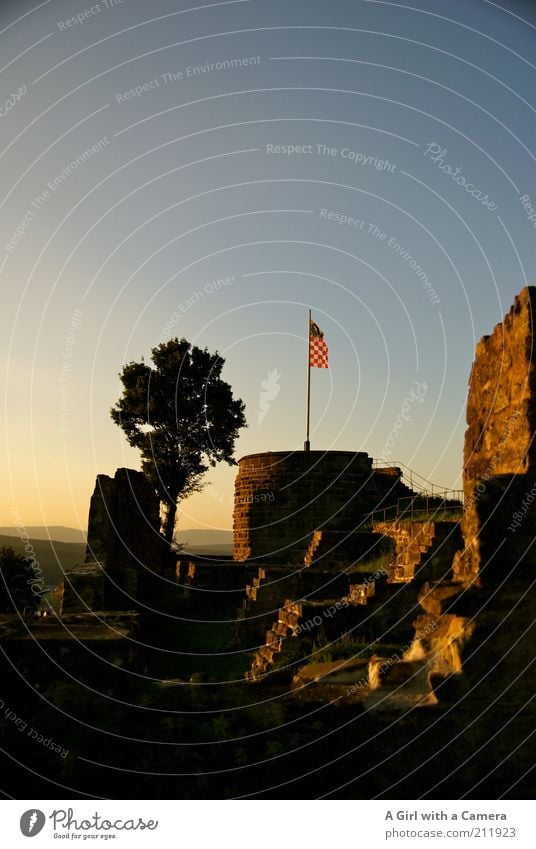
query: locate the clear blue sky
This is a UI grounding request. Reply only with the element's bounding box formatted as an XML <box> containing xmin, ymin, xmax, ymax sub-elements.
<box><xmin>1</xmin><ymin>0</ymin><xmax>535</xmax><ymax>532</ymax></box>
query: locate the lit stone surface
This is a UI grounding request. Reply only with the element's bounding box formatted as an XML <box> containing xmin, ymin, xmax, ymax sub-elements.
<box><xmin>456</xmin><ymin>286</ymin><xmax>536</xmax><ymax>583</ymax></box>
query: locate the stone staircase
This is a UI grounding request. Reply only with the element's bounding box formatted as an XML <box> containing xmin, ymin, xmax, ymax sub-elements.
<box><xmin>243</xmin><ymin>532</ymin><xmax>392</xmax><ymax>680</ymax></box>
<box><xmin>303</xmin><ymin>530</ymin><xmax>386</xmax><ymax>567</ymax></box>
<box><xmin>244</xmin><ymin>566</ymin><xmax>266</xmax><ymax>604</ymax></box>
<box><xmin>246</xmin><ymin>599</ymin><xmax>302</xmax><ymax>680</ymax></box>
<box><xmin>372</xmin><ymin>520</ymin><xmax>461</xmax><ymax>583</ymax></box>
<box><xmin>241</xmin><ymin>523</ymin><xmax>462</xmax><ymax>682</ymax></box>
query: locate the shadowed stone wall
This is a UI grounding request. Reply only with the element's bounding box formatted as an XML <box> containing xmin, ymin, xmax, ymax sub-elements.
<box><xmin>62</xmin><ymin>467</ymin><xmax>166</xmax><ymax>613</ymax></box>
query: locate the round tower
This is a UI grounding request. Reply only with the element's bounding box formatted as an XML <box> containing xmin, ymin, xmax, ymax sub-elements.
<box><xmin>233</xmin><ymin>450</ymin><xmax>403</xmax><ymax>562</ymax></box>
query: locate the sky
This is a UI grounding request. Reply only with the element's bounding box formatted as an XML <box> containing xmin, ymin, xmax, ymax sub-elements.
<box><xmin>1</xmin><ymin>0</ymin><xmax>535</xmax><ymax>533</ymax></box>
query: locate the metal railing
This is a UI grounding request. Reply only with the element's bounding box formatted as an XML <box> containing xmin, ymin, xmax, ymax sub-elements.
<box><xmin>372</xmin><ymin>458</ymin><xmax>462</xmax><ymax>498</ymax></box>
<box><xmin>366</xmin><ymin>492</ymin><xmax>464</xmax><ymax>525</ymax></box>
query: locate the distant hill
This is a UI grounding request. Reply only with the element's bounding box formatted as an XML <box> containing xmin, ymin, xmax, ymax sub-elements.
<box><xmin>0</xmin><ymin>526</ymin><xmax>86</xmax><ymax>544</ymax></box>
<box><xmin>0</xmin><ymin>525</ymin><xmax>232</xmax><ymax>549</ymax></box>
<box><xmin>174</xmin><ymin>528</ymin><xmax>233</xmax><ymax>555</ymax></box>
<box><xmin>177</xmin><ymin>543</ymin><xmax>233</xmax><ymax>556</ymax></box>
<box><xmin>0</xmin><ymin>534</ymin><xmax>86</xmax><ymax>589</ymax></box>
<box><xmin>0</xmin><ymin>526</ymin><xmax>233</xmax><ymax>585</ymax></box>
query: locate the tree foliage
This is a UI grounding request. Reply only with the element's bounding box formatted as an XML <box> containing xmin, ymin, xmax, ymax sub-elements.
<box><xmin>110</xmin><ymin>338</ymin><xmax>247</xmax><ymax>541</ymax></box>
<box><xmin>0</xmin><ymin>546</ymin><xmax>42</xmax><ymax>613</ymax></box>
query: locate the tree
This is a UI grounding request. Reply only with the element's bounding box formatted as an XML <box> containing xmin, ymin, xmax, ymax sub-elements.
<box><xmin>111</xmin><ymin>338</ymin><xmax>247</xmax><ymax>543</ymax></box>
<box><xmin>0</xmin><ymin>546</ymin><xmax>43</xmax><ymax>614</ymax></box>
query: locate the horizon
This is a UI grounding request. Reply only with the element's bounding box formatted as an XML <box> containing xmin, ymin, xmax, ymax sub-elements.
<box><xmin>0</xmin><ymin>445</ymin><xmax>464</xmax><ymax>530</ymax></box>
<box><xmin>0</xmin><ymin>522</ymin><xmax>233</xmax><ymax>536</ymax></box>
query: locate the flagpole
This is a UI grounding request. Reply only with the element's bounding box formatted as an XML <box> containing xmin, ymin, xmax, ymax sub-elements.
<box><xmin>304</xmin><ymin>308</ymin><xmax>311</xmax><ymax>452</ymax></box>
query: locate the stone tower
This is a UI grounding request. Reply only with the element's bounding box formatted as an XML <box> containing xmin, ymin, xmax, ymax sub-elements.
<box><xmin>233</xmin><ymin>450</ymin><xmax>412</xmax><ymax>562</ymax></box>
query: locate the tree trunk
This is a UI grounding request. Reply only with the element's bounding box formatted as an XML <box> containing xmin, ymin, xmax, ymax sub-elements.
<box><xmin>163</xmin><ymin>496</ymin><xmax>178</xmax><ymax>544</ymax></box>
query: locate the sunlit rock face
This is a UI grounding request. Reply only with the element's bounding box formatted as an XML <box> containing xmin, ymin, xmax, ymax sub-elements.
<box><xmin>414</xmin><ymin>288</ymin><xmax>536</xmax><ymax>710</ymax></box>
<box><xmin>456</xmin><ymin>286</ymin><xmax>536</xmax><ymax>585</ymax></box>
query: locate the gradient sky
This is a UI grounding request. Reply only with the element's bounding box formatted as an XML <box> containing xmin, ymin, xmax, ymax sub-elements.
<box><xmin>1</xmin><ymin>0</ymin><xmax>535</xmax><ymax>533</ymax></box>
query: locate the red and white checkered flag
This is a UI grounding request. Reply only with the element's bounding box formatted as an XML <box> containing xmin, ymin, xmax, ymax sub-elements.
<box><xmin>309</xmin><ymin>319</ymin><xmax>329</xmax><ymax>368</ymax></box>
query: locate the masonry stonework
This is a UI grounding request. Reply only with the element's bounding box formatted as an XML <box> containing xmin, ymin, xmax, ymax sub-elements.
<box><xmin>411</xmin><ymin>288</ymin><xmax>536</xmax><ymax>713</ymax></box>
<box><xmin>455</xmin><ymin>286</ymin><xmax>536</xmax><ymax>583</ymax></box>
<box><xmin>233</xmin><ymin>450</ymin><xmax>411</xmax><ymax>562</ymax></box>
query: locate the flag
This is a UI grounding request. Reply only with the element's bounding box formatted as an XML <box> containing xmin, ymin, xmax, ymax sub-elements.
<box><xmin>309</xmin><ymin>319</ymin><xmax>329</xmax><ymax>368</ymax></box>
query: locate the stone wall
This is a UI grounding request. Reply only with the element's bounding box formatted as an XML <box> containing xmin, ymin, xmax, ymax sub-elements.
<box><xmin>85</xmin><ymin>467</ymin><xmax>164</xmax><ymax>571</ymax></box>
<box><xmin>407</xmin><ymin>288</ymin><xmax>536</xmax><ymax>713</ymax></box>
<box><xmin>233</xmin><ymin>450</ymin><xmax>412</xmax><ymax>562</ymax></box>
<box><xmin>62</xmin><ymin>467</ymin><xmax>166</xmax><ymax>613</ymax></box>
<box><xmin>60</xmin><ymin>563</ymin><xmax>105</xmax><ymax>614</ymax></box>
<box><xmin>456</xmin><ymin>286</ymin><xmax>536</xmax><ymax>583</ymax></box>
<box><xmin>0</xmin><ymin>611</ymin><xmax>140</xmax><ymax>687</ymax></box>
<box><xmin>373</xmin><ymin>520</ymin><xmax>461</xmax><ymax>583</ymax></box>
